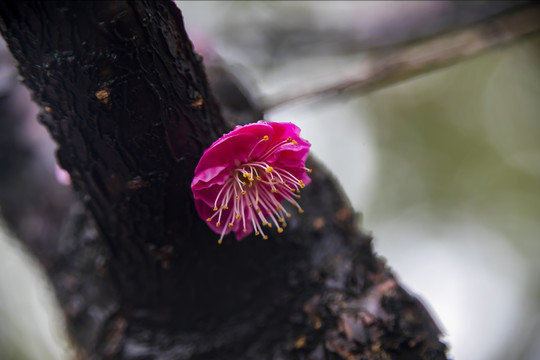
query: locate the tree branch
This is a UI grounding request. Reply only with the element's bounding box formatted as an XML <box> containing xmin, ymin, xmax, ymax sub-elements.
<box><xmin>0</xmin><ymin>1</ymin><xmax>447</xmax><ymax>359</ymax></box>
<box><xmin>262</xmin><ymin>5</ymin><xmax>540</xmax><ymax>111</ymax></box>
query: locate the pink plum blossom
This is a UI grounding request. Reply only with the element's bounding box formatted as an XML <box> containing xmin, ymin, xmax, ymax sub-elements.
<box><xmin>191</xmin><ymin>121</ymin><xmax>311</xmax><ymax>244</ymax></box>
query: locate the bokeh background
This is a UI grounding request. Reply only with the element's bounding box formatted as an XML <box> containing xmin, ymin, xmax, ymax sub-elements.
<box><xmin>1</xmin><ymin>2</ymin><xmax>539</xmax><ymax>359</ymax></box>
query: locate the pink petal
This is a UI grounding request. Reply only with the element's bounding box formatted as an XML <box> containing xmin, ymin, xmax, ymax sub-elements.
<box><xmin>191</xmin><ymin>164</ymin><xmax>229</xmax><ymax>189</ymax></box>
<box><xmin>195</xmin><ymin>132</ymin><xmax>262</xmax><ymax>171</ymax></box>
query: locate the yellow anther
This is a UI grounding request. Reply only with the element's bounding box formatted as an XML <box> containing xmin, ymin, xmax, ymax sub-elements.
<box><xmin>262</xmin><ymin>221</ymin><xmax>268</xmax><ymax>226</ymax></box>
<box><xmin>287</xmin><ymin>137</ymin><xmax>292</xmax><ymax>141</ymax></box>
<box><xmin>263</xmin><ymin>235</ymin><xmax>268</xmax><ymax>240</ymax></box>
<box><xmin>276</xmin><ymin>205</ymin><xmax>282</xmax><ymax>211</ymax></box>
<box><xmin>272</xmin><ymin>189</ymin><xmax>278</xmax><ymax>193</ymax></box>
<box><xmin>218</xmin><ymin>239</ymin><xmax>223</xmax><ymax>244</ymax></box>
<box><xmin>282</xmin><ymin>223</ymin><xmax>287</xmax><ymax>228</ymax></box>
<box><xmin>277</xmin><ymin>227</ymin><xmax>283</xmax><ymax>233</ymax></box>
<box><xmin>206</xmin><ymin>218</ymin><xmax>211</xmax><ymax>222</ymax></box>
<box><xmin>213</xmin><ymin>206</ymin><xmax>218</xmax><ymax>211</ymax></box>
<box><xmin>216</xmin><ymin>222</ymin><xmax>221</xmax><ymax>227</ymax></box>
<box><xmin>221</xmin><ymin>206</ymin><xmax>228</xmax><ymax>210</ymax></box>
<box><xmin>241</xmin><ymin>190</ymin><xmax>246</xmax><ymax>195</ymax></box>
<box><xmin>267</xmin><ymin>223</ymin><xmax>272</xmax><ymax>228</ymax></box>
<box><xmin>292</xmin><ymin>140</ymin><xmax>298</xmax><ymax>146</ymax></box>
<box><xmin>242</xmin><ymin>182</ymin><xmax>247</xmax><ymax>186</ymax></box>
<box><xmin>256</xmin><ymin>208</ymin><xmax>261</xmax><ymax>213</ymax></box>
<box><xmin>306</xmin><ymin>168</ymin><xmax>312</xmax><ymax>173</ymax></box>
<box><xmin>279</xmin><ymin>218</ymin><xmax>284</xmax><ymax>223</ymax></box>
<box><xmin>298</xmin><ymin>180</ymin><xmax>305</xmax><ymax>188</ymax></box>
<box><xmin>243</xmin><ymin>229</ymin><xmax>247</xmax><ymax>232</ymax></box>
<box><xmin>243</xmin><ymin>173</ymin><xmax>249</xmax><ymax>178</ymax></box>
<box><xmin>249</xmin><ymin>203</ymin><xmax>253</xmax><ymax>207</ymax></box>
<box><xmin>263</xmin><ymin>135</ymin><xmax>269</xmax><ymax>141</ymax></box>
<box><xmin>256</xmin><ymin>176</ymin><xmax>262</xmax><ymax>180</ymax></box>
<box><xmin>235</xmin><ymin>195</ymin><xmax>239</xmax><ymax>199</ymax></box>
<box><xmin>298</xmin><ymin>209</ymin><xmax>304</xmax><ymax>214</ymax></box>
<box><xmin>265</xmin><ymin>167</ymin><xmax>273</xmax><ymax>173</ymax></box>
<box><xmin>228</xmin><ymin>223</ymin><xmax>234</xmax><ymax>228</ymax></box>
<box><xmin>295</xmin><ymin>195</ymin><xmax>301</xmax><ymax>199</ymax></box>
<box><xmin>255</xmin><ymin>231</ymin><xmax>260</xmax><ymax>236</ymax></box>
<box><xmin>286</xmin><ymin>213</ymin><xmax>292</xmax><ymax>218</ymax></box>
<box><xmin>236</xmin><ymin>214</ymin><xmax>241</xmax><ymax>220</ymax></box>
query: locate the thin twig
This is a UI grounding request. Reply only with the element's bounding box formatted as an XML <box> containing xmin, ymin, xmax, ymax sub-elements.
<box><xmin>262</xmin><ymin>6</ymin><xmax>540</xmax><ymax>111</ymax></box>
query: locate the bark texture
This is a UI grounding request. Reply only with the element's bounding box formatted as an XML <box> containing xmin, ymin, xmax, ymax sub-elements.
<box><xmin>0</xmin><ymin>1</ymin><xmax>447</xmax><ymax>359</ymax></box>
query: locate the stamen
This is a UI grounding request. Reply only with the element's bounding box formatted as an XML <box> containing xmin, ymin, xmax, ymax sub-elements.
<box><xmin>247</xmin><ymin>136</ymin><xmax>271</xmax><ymax>159</ymax></box>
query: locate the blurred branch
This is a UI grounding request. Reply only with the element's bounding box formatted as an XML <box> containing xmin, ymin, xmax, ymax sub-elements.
<box><xmin>262</xmin><ymin>5</ymin><xmax>540</xmax><ymax>111</ymax></box>
<box><xmin>0</xmin><ymin>38</ymin><xmax>73</xmax><ymax>268</ymax></box>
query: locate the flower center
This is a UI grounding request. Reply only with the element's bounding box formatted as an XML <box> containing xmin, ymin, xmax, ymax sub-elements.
<box><xmin>205</xmin><ymin>135</ymin><xmax>311</xmax><ymax>244</ymax></box>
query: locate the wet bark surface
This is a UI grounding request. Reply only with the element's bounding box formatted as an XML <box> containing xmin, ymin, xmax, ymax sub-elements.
<box><xmin>0</xmin><ymin>1</ymin><xmax>447</xmax><ymax>359</ymax></box>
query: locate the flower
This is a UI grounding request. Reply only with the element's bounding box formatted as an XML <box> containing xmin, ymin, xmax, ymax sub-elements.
<box><xmin>191</xmin><ymin>121</ymin><xmax>311</xmax><ymax>243</ymax></box>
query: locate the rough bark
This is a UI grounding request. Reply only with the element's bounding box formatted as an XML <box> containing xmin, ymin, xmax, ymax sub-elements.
<box><xmin>0</xmin><ymin>1</ymin><xmax>447</xmax><ymax>359</ymax></box>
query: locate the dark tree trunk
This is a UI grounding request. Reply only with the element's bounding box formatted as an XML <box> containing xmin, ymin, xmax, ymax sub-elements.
<box><xmin>0</xmin><ymin>1</ymin><xmax>447</xmax><ymax>359</ymax></box>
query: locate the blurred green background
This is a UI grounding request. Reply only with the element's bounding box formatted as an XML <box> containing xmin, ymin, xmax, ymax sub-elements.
<box><xmin>1</xmin><ymin>2</ymin><xmax>539</xmax><ymax>359</ymax></box>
